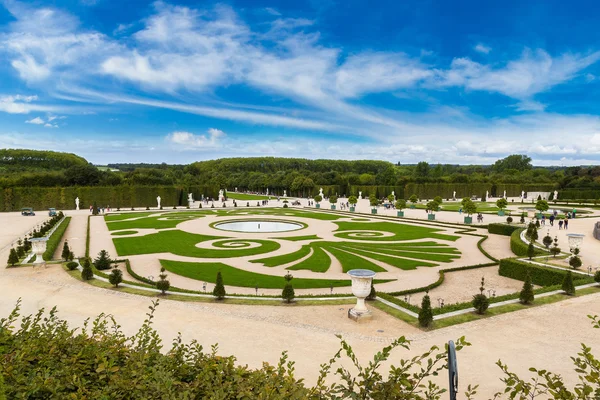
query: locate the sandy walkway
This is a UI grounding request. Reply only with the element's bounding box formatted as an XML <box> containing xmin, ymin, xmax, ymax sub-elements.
<box><xmin>53</xmin><ymin>214</ymin><xmax>88</xmax><ymax>259</ymax></box>
<box><xmin>1</xmin><ymin>209</ymin><xmax>600</xmax><ymax>397</ymax></box>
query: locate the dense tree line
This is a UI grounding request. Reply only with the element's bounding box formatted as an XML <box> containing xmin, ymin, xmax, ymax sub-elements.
<box><xmin>2</xmin><ymin>149</ymin><xmax>600</xmax><ymax>194</ymax></box>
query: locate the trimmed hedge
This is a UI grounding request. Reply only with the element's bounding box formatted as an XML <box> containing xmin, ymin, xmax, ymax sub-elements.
<box><xmin>498</xmin><ymin>258</ymin><xmax>591</xmax><ymax>287</ymax></box>
<box><xmin>387</xmin><ymin>262</ymin><xmax>498</xmax><ymax>296</ymax></box>
<box><xmin>42</xmin><ymin>217</ymin><xmax>71</xmax><ymax>261</ymax></box>
<box><xmin>488</xmin><ymin>223</ymin><xmax>521</xmax><ymax>236</ymax></box>
<box><xmin>510</xmin><ymin>228</ymin><xmax>546</xmax><ymax>257</ymax></box>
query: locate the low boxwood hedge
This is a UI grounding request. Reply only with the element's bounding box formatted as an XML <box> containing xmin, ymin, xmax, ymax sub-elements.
<box><xmin>498</xmin><ymin>258</ymin><xmax>592</xmax><ymax>286</ymax></box>
<box><xmin>510</xmin><ymin>228</ymin><xmax>546</xmax><ymax>257</ymax></box>
<box><xmin>488</xmin><ymin>223</ymin><xmax>521</xmax><ymax>236</ymax></box>
<box><xmin>43</xmin><ymin>217</ymin><xmax>71</xmax><ymax>261</ymax></box>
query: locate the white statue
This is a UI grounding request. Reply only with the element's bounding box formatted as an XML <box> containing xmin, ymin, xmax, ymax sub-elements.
<box><xmin>554</xmin><ymin>190</ymin><xmax>558</xmax><ymax>200</ymax></box>
<box><xmin>503</xmin><ymin>190</ymin><xmax>506</xmax><ymax>199</ymax></box>
<box><xmin>391</xmin><ymin>191</ymin><xmax>395</xmax><ymax>200</ymax></box>
<box><xmin>218</xmin><ymin>189</ymin><xmax>224</xmax><ymax>201</ymax></box>
<box><xmin>283</xmin><ymin>190</ymin><xmax>287</xmax><ymax>197</ymax></box>
<box><xmin>319</xmin><ymin>187</ymin><xmax>324</xmax><ymax>197</ymax></box>
<box><xmin>156</xmin><ymin>196</ymin><xmax>161</xmax><ymax>209</ymax></box>
<box><xmin>358</xmin><ymin>191</ymin><xmax>363</xmax><ymax>200</ymax></box>
<box><xmin>486</xmin><ymin>190</ymin><xmax>489</xmax><ymax>200</ymax></box>
<box><xmin>452</xmin><ymin>191</ymin><xmax>456</xmax><ymax>199</ymax></box>
<box><xmin>235</xmin><ymin>187</ymin><xmax>237</xmax><ymax>192</ymax></box>
<box><xmin>75</xmin><ymin>197</ymin><xmax>80</xmax><ymax>211</ymax></box>
<box><xmin>266</xmin><ymin>188</ymin><xmax>269</xmax><ymax>195</ymax></box>
<box><xmin>521</xmin><ymin>190</ymin><xmax>525</xmax><ymax>199</ymax></box>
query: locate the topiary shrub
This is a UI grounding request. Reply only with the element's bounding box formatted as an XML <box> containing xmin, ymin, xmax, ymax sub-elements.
<box><xmin>366</xmin><ymin>282</ymin><xmax>376</xmax><ymax>300</ymax></box>
<box><xmin>594</xmin><ymin>270</ymin><xmax>600</xmax><ymax>286</ymax></box>
<box><xmin>213</xmin><ymin>271</ymin><xmax>226</xmax><ymax>300</ymax></box>
<box><xmin>66</xmin><ymin>261</ymin><xmax>78</xmax><ymax>271</ymax></box>
<box><xmin>94</xmin><ymin>250</ymin><xmax>112</xmax><ymax>271</ymax></box>
<box><xmin>61</xmin><ymin>241</ymin><xmax>71</xmax><ymax>261</ymax></box>
<box><xmin>569</xmin><ymin>255</ymin><xmax>582</xmax><ymax>270</ymax></box>
<box><xmin>109</xmin><ymin>267</ymin><xmax>123</xmax><ymax>288</ymax></box>
<box><xmin>472</xmin><ymin>278</ymin><xmax>489</xmax><ymax>315</ymax></box>
<box><xmin>156</xmin><ymin>267</ymin><xmax>170</xmax><ymax>294</ymax></box>
<box><xmin>506</xmin><ymin>216</ymin><xmax>513</xmax><ymax>224</ymax></box>
<box><xmin>81</xmin><ymin>264</ymin><xmax>93</xmax><ymax>280</ymax></box>
<box><xmin>519</xmin><ymin>272</ymin><xmax>534</xmax><ymax>305</ymax></box>
<box><xmin>562</xmin><ymin>271</ymin><xmax>576</xmax><ymax>295</ymax></box>
<box><xmin>418</xmin><ymin>293</ymin><xmax>433</xmax><ymax>328</ymax></box>
<box><xmin>283</xmin><ymin>204</ymin><xmax>289</xmax><ymax>208</ymax></box>
<box><xmin>282</xmin><ymin>273</ymin><xmax>295</xmax><ymax>303</ymax></box>
<box><xmin>7</xmin><ymin>248</ymin><xmax>19</xmax><ymax>267</ymax></box>
<box><xmin>527</xmin><ymin>241</ymin><xmax>535</xmax><ymax>260</ymax></box>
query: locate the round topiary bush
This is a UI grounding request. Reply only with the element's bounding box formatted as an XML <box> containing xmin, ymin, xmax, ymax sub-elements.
<box><xmin>594</xmin><ymin>269</ymin><xmax>600</xmax><ymax>285</ymax></box>
<box><xmin>66</xmin><ymin>261</ymin><xmax>78</xmax><ymax>271</ymax></box>
<box><xmin>506</xmin><ymin>216</ymin><xmax>513</xmax><ymax>224</ymax></box>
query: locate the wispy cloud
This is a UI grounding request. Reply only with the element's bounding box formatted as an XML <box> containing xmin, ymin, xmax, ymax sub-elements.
<box><xmin>474</xmin><ymin>43</ymin><xmax>491</xmax><ymax>54</ymax></box>
<box><xmin>25</xmin><ymin>116</ymin><xmax>45</xmax><ymax>124</ymax></box>
<box><xmin>166</xmin><ymin>128</ymin><xmax>225</xmax><ymax>149</ymax></box>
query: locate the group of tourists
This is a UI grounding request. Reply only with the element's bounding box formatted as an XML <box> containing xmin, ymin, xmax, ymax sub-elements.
<box><xmin>89</xmin><ymin>205</ymin><xmax>110</xmax><ymax>213</ymax></box>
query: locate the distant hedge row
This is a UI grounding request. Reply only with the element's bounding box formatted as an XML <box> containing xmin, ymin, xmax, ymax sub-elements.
<box><xmin>558</xmin><ymin>189</ymin><xmax>600</xmax><ymax>200</ymax></box>
<box><xmin>404</xmin><ymin>183</ymin><xmax>556</xmax><ymax>200</ymax></box>
<box><xmin>498</xmin><ymin>258</ymin><xmax>591</xmax><ymax>286</ymax></box>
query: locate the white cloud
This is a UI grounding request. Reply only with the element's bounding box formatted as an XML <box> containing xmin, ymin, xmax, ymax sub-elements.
<box><xmin>264</xmin><ymin>7</ymin><xmax>281</xmax><ymax>16</ymax></box>
<box><xmin>44</xmin><ymin>123</ymin><xmax>58</xmax><ymax>128</ymax></box>
<box><xmin>0</xmin><ymin>94</ymin><xmax>41</xmax><ymax>114</ymax></box>
<box><xmin>166</xmin><ymin>128</ymin><xmax>225</xmax><ymax>148</ymax></box>
<box><xmin>474</xmin><ymin>43</ymin><xmax>491</xmax><ymax>54</ymax></box>
<box><xmin>26</xmin><ymin>116</ymin><xmax>45</xmax><ymax>124</ymax></box>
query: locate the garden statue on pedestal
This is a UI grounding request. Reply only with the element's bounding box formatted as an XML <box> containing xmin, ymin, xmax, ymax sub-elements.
<box><xmin>319</xmin><ymin>187</ymin><xmax>324</xmax><ymax>198</ymax></box>
<box><xmin>554</xmin><ymin>190</ymin><xmax>558</xmax><ymax>200</ymax></box>
<box><xmin>218</xmin><ymin>189</ymin><xmax>224</xmax><ymax>202</ymax></box>
<box><xmin>358</xmin><ymin>191</ymin><xmax>362</xmax><ymax>200</ymax></box>
<box><xmin>521</xmin><ymin>190</ymin><xmax>525</xmax><ymax>199</ymax></box>
<box><xmin>503</xmin><ymin>190</ymin><xmax>507</xmax><ymax>199</ymax></box>
<box><xmin>266</xmin><ymin>188</ymin><xmax>269</xmax><ymax>195</ymax></box>
<box><xmin>486</xmin><ymin>190</ymin><xmax>489</xmax><ymax>200</ymax></box>
<box><xmin>156</xmin><ymin>196</ymin><xmax>161</xmax><ymax>209</ymax></box>
<box><xmin>453</xmin><ymin>191</ymin><xmax>456</xmax><ymax>200</ymax></box>
<box><xmin>283</xmin><ymin>190</ymin><xmax>287</xmax><ymax>197</ymax></box>
<box><xmin>75</xmin><ymin>197</ymin><xmax>80</xmax><ymax>211</ymax></box>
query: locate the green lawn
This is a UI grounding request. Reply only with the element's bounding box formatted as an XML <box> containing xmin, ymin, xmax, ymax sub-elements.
<box><xmin>105</xmin><ymin>212</ymin><xmax>157</xmax><ymax>221</ymax></box>
<box><xmin>106</xmin><ymin>215</ymin><xmax>202</xmax><ymax>230</ymax></box>
<box><xmin>226</xmin><ymin>193</ymin><xmax>271</xmax><ymax>200</ymax></box>
<box><xmin>334</xmin><ymin>221</ymin><xmax>459</xmax><ymax>241</ymax></box>
<box><xmin>113</xmin><ymin>230</ymin><xmax>280</xmax><ymax>258</ymax></box>
<box><xmin>279</xmin><ymin>235</ymin><xmax>321</xmax><ymax>241</ymax></box>
<box><xmin>160</xmin><ymin>260</ymin><xmax>392</xmax><ymax>289</ymax></box>
<box><xmin>251</xmin><ymin>240</ymin><xmax>460</xmax><ymax>273</ymax></box>
<box><xmin>111</xmin><ymin>230</ymin><xmax>139</xmax><ymax>236</ymax></box>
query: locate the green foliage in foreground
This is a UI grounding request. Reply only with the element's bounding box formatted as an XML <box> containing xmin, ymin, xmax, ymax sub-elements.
<box><xmin>0</xmin><ymin>300</ymin><xmax>479</xmax><ymax>399</ymax></box>
<box><xmin>1</xmin><ymin>301</ymin><xmax>599</xmax><ymax>399</ymax></box>
<box><xmin>160</xmin><ymin>260</ymin><xmax>390</xmax><ymax>289</ymax></box>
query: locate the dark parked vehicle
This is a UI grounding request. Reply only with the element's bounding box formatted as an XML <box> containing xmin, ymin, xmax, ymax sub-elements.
<box><xmin>21</xmin><ymin>208</ymin><xmax>35</xmax><ymax>216</ymax></box>
<box><xmin>48</xmin><ymin>208</ymin><xmax>57</xmax><ymax>216</ymax></box>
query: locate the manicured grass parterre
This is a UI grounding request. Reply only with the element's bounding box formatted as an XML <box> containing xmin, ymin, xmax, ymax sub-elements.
<box><xmin>111</xmin><ymin>230</ymin><xmax>139</xmax><ymax>236</ymax></box>
<box><xmin>333</xmin><ymin>221</ymin><xmax>459</xmax><ymax>241</ymax></box>
<box><xmin>104</xmin><ymin>212</ymin><xmax>157</xmax><ymax>221</ymax></box>
<box><xmin>106</xmin><ymin>214</ymin><xmax>202</xmax><ymax>230</ymax></box>
<box><xmin>226</xmin><ymin>193</ymin><xmax>270</xmax><ymax>200</ymax></box>
<box><xmin>113</xmin><ymin>230</ymin><xmax>281</xmax><ymax>258</ymax></box>
<box><xmin>251</xmin><ymin>240</ymin><xmax>460</xmax><ymax>273</ymax></box>
<box><xmin>160</xmin><ymin>260</ymin><xmax>392</xmax><ymax>289</ymax></box>
<box><xmin>278</xmin><ymin>235</ymin><xmax>321</xmax><ymax>241</ymax></box>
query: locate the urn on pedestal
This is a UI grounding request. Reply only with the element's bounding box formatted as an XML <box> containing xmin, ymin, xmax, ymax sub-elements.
<box><xmin>347</xmin><ymin>269</ymin><xmax>376</xmax><ymax>322</ymax></box>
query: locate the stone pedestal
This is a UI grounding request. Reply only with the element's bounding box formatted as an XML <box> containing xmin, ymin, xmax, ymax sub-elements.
<box><xmin>30</xmin><ymin>237</ymin><xmax>48</xmax><ymax>264</ymax></box>
<box><xmin>347</xmin><ymin>269</ymin><xmax>376</xmax><ymax>322</ymax></box>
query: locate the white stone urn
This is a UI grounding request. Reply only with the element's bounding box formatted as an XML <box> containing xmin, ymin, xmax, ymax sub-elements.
<box><xmin>29</xmin><ymin>237</ymin><xmax>49</xmax><ymax>264</ymax></box>
<box><xmin>347</xmin><ymin>269</ymin><xmax>376</xmax><ymax>321</ymax></box>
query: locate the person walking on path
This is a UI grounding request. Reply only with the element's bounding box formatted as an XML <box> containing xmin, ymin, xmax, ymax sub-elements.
<box><xmin>549</xmin><ymin>215</ymin><xmax>555</xmax><ymax>226</ymax></box>
<box><xmin>564</xmin><ymin>218</ymin><xmax>569</xmax><ymax>230</ymax></box>
<box><xmin>559</xmin><ymin>220</ymin><xmax>563</xmax><ymax>229</ymax></box>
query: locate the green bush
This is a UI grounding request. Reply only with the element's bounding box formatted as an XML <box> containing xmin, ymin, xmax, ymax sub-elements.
<box><xmin>595</xmin><ymin>270</ymin><xmax>600</xmax><ymax>285</ymax></box>
<box><xmin>418</xmin><ymin>294</ymin><xmax>433</xmax><ymax>327</ymax></box>
<box><xmin>488</xmin><ymin>223</ymin><xmax>521</xmax><ymax>236</ymax></box>
<box><xmin>562</xmin><ymin>271</ymin><xmax>576</xmax><ymax>295</ymax></box>
<box><xmin>66</xmin><ymin>261</ymin><xmax>78</xmax><ymax>271</ymax></box>
<box><xmin>93</xmin><ymin>249</ymin><xmax>112</xmax><ymax>270</ymax></box>
<box><xmin>213</xmin><ymin>271</ymin><xmax>226</xmax><ymax>300</ymax></box>
<box><xmin>282</xmin><ymin>273</ymin><xmax>295</xmax><ymax>303</ymax></box>
<box><xmin>510</xmin><ymin>229</ymin><xmax>545</xmax><ymax>257</ymax></box>
<box><xmin>42</xmin><ymin>216</ymin><xmax>71</xmax><ymax>261</ymax></box>
<box><xmin>499</xmin><ymin>258</ymin><xmax>590</xmax><ymax>287</ymax></box>
<box><xmin>519</xmin><ymin>272</ymin><xmax>534</xmax><ymax>304</ymax></box>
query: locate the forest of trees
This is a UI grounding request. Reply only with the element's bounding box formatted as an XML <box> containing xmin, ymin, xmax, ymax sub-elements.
<box><xmin>2</xmin><ymin>149</ymin><xmax>600</xmax><ymax>197</ymax></box>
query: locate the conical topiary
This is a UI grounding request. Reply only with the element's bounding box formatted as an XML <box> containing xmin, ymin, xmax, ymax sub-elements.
<box><xmin>7</xmin><ymin>248</ymin><xmax>19</xmax><ymax>267</ymax></box>
<box><xmin>562</xmin><ymin>271</ymin><xmax>575</xmax><ymax>296</ymax></box>
<box><xmin>418</xmin><ymin>293</ymin><xmax>433</xmax><ymax>328</ymax></box>
<box><xmin>61</xmin><ymin>241</ymin><xmax>71</xmax><ymax>261</ymax></box>
<box><xmin>282</xmin><ymin>273</ymin><xmax>295</xmax><ymax>303</ymax></box>
<box><xmin>519</xmin><ymin>272</ymin><xmax>534</xmax><ymax>304</ymax></box>
<box><xmin>156</xmin><ymin>267</ymin><xmax>170</xmax><ymax>295</ymax></box>
<box><xmin>213</xmin><ymin>271</ymin><xmax>226</xmax><ymax>300</ymax></box>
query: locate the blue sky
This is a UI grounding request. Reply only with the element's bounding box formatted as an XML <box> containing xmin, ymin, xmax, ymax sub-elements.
<box><xmin>1</xmin><ymin>0</ymin><xmax>600</xmax><ymax>165</ymax></box>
